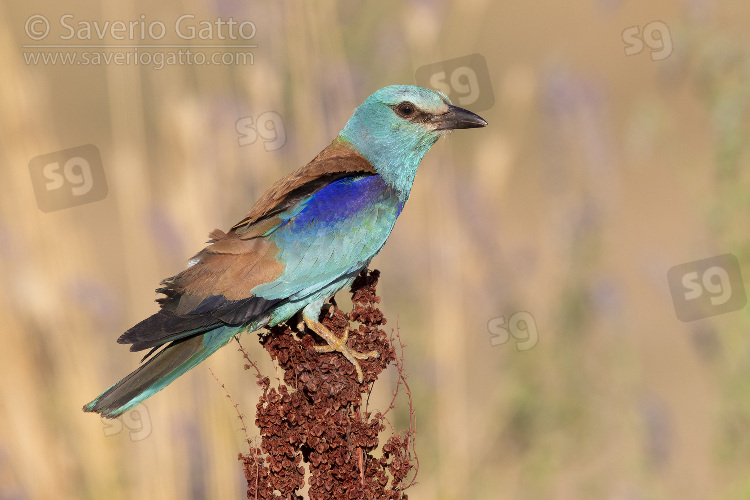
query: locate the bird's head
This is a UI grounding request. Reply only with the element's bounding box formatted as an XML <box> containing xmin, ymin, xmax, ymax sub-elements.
<box><xmin>339</xmin><ymin>85</ymin><xmax>487</xmax><ymax>198</ymax></box>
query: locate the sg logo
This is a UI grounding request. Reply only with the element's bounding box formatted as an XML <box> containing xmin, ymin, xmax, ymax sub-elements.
<box><xmin>667</xmin><ymin>254</ymin><xmax>746</xmax><ymax>322</ymax></box>
<box><xmin>28</xmin><ymin>144</ymin><xmax>107</xmax><ymax>212</ymax></box>
<box><xmin>415</xmin><ymin>53</ymin><xmax>495</xmax><ymax>112</ymax></box>
<box><xmin>622</xmin><ymin>21</ymin><xmax>673</xmax><ymax>61</ymax></box>
<box><xmin>487</xmin><ymin>311</ymin><xmax>538</xmax><ymax>351</ymax></box>
<box><xmin>236</xmin><ymin>111</ymin><xmax>286</xmax><ymax>151</ymax></box>
<box><xmin>102</xmin><ymin>403</ymin><xmax>152</xmax><ymax>442</ymax></box>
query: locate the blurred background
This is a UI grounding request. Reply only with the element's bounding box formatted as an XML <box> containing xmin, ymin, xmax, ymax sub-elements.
<box><xmin>2</xmin><ymin>0</ymin><xmax>750</xmax><ymax>498</ymax></box>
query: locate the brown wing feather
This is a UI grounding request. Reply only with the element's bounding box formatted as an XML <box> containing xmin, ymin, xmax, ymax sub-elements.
<box><xmin>159</xmin><ymin>235</ymin><xmax>283</xmax><ymax>314</ymax></box>
<box><xmin>118</xmin><ymin>137</ymin><xmax>378</xmax><ymax>350</ymax></box>
<box><xmin>161</xmin><ymin>137</ymin><xmax>376</xmax><ymax>312</ymax></box>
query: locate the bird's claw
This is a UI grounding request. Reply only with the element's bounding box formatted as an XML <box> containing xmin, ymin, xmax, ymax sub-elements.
<box><xmin>305</xmin><ymin>320</ymin><xmax>379</xmax><ymax>383</ymax></box>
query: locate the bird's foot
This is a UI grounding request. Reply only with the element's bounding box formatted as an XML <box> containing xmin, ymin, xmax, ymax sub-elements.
<box><xmin>303</xmin><ymin>315</ymin><xmax>379</xmax><ymax>383</ymax></box>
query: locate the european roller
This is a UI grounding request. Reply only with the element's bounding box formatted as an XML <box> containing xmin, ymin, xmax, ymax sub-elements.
<box><xmin>84</xmin><ymin>85</ymin><xmax>487</xmax><ymax>418</ymax></box>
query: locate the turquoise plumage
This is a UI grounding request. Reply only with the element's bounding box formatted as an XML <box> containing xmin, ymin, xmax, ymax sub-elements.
<box><xmin>83</xmin><ymin>85</ymin><xmax>486</xmax><ymax>418</ymax></box>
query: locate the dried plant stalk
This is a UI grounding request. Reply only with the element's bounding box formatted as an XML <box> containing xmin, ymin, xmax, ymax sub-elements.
<box><xmin>234</xmin><ymin>269</ymin><xmax>417</xmax><ymax>499</ymax></box>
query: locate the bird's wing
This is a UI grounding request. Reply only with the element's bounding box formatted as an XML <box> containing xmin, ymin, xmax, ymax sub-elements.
<box><xmin>248</xmin><ymin>174</ymin><xmax>401</xmax><ymax>303</ymax></box>
<box><xmin>118</xmin><ymin>138</ymin><xmax>377</xmax><ymax>352</ymax></box>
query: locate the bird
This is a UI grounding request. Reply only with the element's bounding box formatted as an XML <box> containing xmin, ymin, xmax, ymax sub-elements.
<box><xmin>83</xmin><ymin>84</ymin><xmax>487</xmax><ymax>418</ymax></box>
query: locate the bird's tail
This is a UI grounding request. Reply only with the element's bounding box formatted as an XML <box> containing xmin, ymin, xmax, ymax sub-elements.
<box><xmin>83</xmin><ymin>325</ymin><xmax>242</xmax><ymax>418</ymax></box>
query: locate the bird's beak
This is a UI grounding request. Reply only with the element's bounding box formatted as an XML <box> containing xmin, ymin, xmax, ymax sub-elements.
<box><xmin>432</xmin><ymin>104</ymin><xmax>488</xmax><ymax>130</ymax></box>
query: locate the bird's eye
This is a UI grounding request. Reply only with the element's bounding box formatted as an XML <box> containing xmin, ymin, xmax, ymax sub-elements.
<box><xmin>394</xmin><ymin>101</ymin><xmax>416</xmax><ymax>118</ymax></box>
